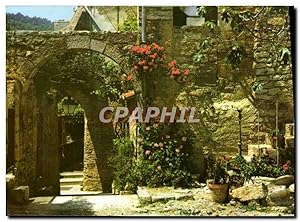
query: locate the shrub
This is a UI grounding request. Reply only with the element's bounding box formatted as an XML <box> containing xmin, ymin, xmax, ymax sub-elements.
<box><xmin>131</xmin><ymin>123</ymin><xmax>194</xmax><ymax>188</ymax></box>
<box><xmin>109</xmin><ymin>137</ymin><xmax>135</xmax><ymax>191</ymax></box>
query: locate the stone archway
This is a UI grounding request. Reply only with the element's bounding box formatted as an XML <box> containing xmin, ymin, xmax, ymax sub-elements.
<box><xmin>7</xmin><ymin>31</ymin><xmax>137</xmax><ymax>196</ymax></box>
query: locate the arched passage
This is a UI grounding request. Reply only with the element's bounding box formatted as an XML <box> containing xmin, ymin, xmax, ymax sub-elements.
<box><xmin>9</xmin><ymin>33</ymin><xmax>133</xmax><ymax>196</ymax></box>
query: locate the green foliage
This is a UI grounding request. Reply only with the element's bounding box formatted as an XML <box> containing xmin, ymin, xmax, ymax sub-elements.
<box><xmin>118</xmin><ymin>14</ymin><xmax>138</xmax><ymax>32</ymax></box>
<box><xmin>196</xmin><ymin>6</ymin><xmax>207</xmax><ymax>17</ymax></box>
<box><xmin>206</xmin><ymin>154</ymin><xmax>294</xmax><ymax>188</ymax></box>
<box><xmin>109</xmin><ymin>137</ymin><xmax>135</xmax><ymax>191</ymax></box>
<box><xmin>225</xmin><ymin>155</ymin><xmax>294</xmax><ymax>187</ymax></box>
<box><xmin>225</xmin><ymin>45</ymin><xmax>246</xmax><ymax>68</ymax></box>
<box><xmin>42</xmin><ymin>51</ymin><xmax>122</xmax><ymax>101</ymax></box>
<box><xmin>131</xmin><ymin>123</ymin><xmax>194</xmax><ymax>188</ymax></box>
<box><xmin>193</xmin><ymin>6</ymin><xmax>291</xmax><ymax>70</ymax></box>
<box><xmin>278</xmin><ymin>47</ymin><xmax>291</xmax><ymax>64</ymax></box>
<box><xmin>192</xmin><ymin>37</ymin><xmax>211</xmax><ymax>63</ymax></box>
<box><xmin>205</xmin><ymin>21</ymin><xmax>216</xmax><ymax>29</ymax></box>
<box><xmin>6</xmin><ymin>12</ymin><xmax>53</xmax><ymax>31</ymax></box>
<box><xmin>252</xmin><ymin>81</ymin><xmax>264</xmax><ymax>92</ymax></box>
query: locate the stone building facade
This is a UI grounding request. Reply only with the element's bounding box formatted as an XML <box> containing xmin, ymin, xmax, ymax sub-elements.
<box><xmin>6</xmin><ymin>6</ymin><xmax>293</xmax><ymax>195</ymax></box>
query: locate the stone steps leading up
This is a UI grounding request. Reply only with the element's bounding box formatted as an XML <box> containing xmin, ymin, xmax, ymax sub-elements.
<box><xmin>60</xmin><ymin>177</ymin><xmax>83</xmax><ymax>186</ymax></box>
<box><xmin>60</xmin><ymin>171</ymin><xmax>83</xmax><ymax>179</ymax></box>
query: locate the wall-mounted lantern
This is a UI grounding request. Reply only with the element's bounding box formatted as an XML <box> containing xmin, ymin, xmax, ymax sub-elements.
<box><xmin>62</xmin><ymin>96</ymin><xmax>77</xmax><ymax>115</ymax></box>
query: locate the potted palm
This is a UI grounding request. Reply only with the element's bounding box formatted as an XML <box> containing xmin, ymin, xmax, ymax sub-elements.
<box><xmin>208</xmin><ymin>157</ymin><xmax>230</xmax><ymax>203</ymax></box>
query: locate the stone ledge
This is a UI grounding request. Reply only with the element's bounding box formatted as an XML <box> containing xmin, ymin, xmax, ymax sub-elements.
<box><xmin>10</xmin><ymin>186</ymin><xmax>30</xmax><ymax>204</ymax></box>
<box><xmin>137</xmin><ymin>187</ymin><xmax>194</xmax><ymax>205</ymax></box>
<box><xmin>137</xmin><ymin>187</ymin><xmax>152</xmax><ymax>205</ymax></box>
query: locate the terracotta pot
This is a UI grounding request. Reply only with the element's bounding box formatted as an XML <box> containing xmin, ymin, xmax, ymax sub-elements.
<box><xmin>208</xmin><ymin>182</ymin><xmax>229</xmax><ymax>203</ymax></box>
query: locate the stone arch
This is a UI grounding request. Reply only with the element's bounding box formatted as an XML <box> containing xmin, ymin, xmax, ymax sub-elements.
<box><xmin>13</xmin><ymin>34</ymin><xmax>130</xmax><ymax>195</ymax></box>
<box><xmin>17</xmin><ymin>35</ymin><xmax>130</xmax><ymax>92</ymax></box>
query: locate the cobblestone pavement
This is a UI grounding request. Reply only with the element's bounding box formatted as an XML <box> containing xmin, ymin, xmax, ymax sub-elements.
<box><xmin>7</xmin><ymin>188</ymin><xmax>294</xmax><ymax>217</ymax></box>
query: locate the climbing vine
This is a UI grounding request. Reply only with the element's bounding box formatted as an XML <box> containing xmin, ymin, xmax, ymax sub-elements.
<box><xmin>193</xmin><ymin>6</ymin><xmax>291</xmax><ymax>69</ymax></box>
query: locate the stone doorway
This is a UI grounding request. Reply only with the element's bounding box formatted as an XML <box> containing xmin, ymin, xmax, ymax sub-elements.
<box><xmin>6</xmin><ymin>31</ymin><xmax>133</xmax><ymax>197</ymax></box>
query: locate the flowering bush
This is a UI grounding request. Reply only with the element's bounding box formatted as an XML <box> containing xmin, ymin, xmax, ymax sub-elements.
<box><xmin>126</xmin><ymin>42</ymin><xmax>190</xmax><ymax>83</ymax></box>
<box><xmin>168</xmin><ymin>60</ymin><xmax>190</xmax><ymax>82</ymax></box>
<box><xmin>131</xmin><ymin>123</ymin><xmax>194</xmax><ymax>187</ymax></box>
<box><xmin>129</xmin><ymin>42</ymin><xmax>166</xmax><ymax>74</ymax></box>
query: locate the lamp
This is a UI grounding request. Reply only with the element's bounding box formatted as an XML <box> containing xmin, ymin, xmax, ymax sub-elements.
<box><xmin>62</xmin><ymin>96</ymin><xmax>77</xmax><ymax>115</ymax></box>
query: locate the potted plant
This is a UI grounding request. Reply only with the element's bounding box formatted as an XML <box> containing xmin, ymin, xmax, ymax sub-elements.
<box><xmin>208</xmin><ymin>156</ymin><xmax>230</xmax><ymax>203</ymax></box>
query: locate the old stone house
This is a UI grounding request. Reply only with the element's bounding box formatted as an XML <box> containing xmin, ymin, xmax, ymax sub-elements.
<box><xmin>6</xmin><ymin>6</ymin><xmax>294</xmax><ymax>197</ymax></box>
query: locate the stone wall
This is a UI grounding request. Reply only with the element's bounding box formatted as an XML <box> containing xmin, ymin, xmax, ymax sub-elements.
<box><xmin>6</xmin><ymin>31</ymin><xmax>136</xmax><ymax>195</ymax></box>
<box><xmin>144</xmin><ymin>7</ymin><xmax>293</xmax><ymax>156</ymax></box>
<box><xmin>6</xmin><ymin>7</ymin><xmax>293</xmax><ymax>192</ymax></box>
<box><xmin>6</xmin><ymin>31</ymin><xmax>137</xmax><ymax>83</ymax></box>
<box><xmin>253</xmin><ymin>9</ymin><xmax>293</xmax><ymax>141</ymax></box>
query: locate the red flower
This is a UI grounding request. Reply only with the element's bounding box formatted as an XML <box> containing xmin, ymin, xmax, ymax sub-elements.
<box><xmin>168</xmin><ymin>60</ymin><xmax>177</xmax><ymax>68</ymax></box>
<box><xmin>171</xmin><ymin>68</ymin><xmax>180</xmax><ymax>76</ymax></box>
<box><xmin>127</xmin><ymin>74</ymin><xmax>133</xmax><ymax>81</ymax></box>
<box><xmin>149</xmin><ymin>53</ymin><xmax>157</xmax><ymax>59</ymax></box>
<box><xmin>152</xmin><ymin>42</ymin><xmax>160</xmax><ymax>50</ymax></box>
<box><xmin>131</xmin><ymin>45</ymin><xmax>139</xmax><ymax>53</ymax></box>
<box><xmin>183</xmin><ymin>69</ymin><xmax>190</xmax><ymax>76</ymax></box>
<box><xmin>138</xmin><ymin>60</ymin><xmax>147</xmax><ymax>65</ymax></box>
<box><xmin>133</xmin><ymin>65</ymin><xmax>139</xmax><ymax>70</ymax></box>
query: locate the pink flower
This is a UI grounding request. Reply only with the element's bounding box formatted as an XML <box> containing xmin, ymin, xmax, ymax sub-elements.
<box><xmin>154</xmin><ymin>143</ymin><xmax>159</xmax><ymax>147</ymax></box>
<box><xmin>126</xmin><ymin>74</ymin><xmax>133</xmax><ymax>81</ymax></box>
<box><xmin>171</xmin><ymin>68</ymin><xmax>180</xmax><ymax>76</ymax></box>
<box><xmin>138</xmin><ymin>59</ymin><xmax>147</xmax><ymax>65</ymax></box>
<box><xmin>157</xmin><ymin>165</ymin><xmax>162</xmax><ymax>171</ymax></box>
<box><xmin>183</xmin><ymin>69</ymin><xmax>190</xmax><ymax>76</ymax></box>
<box><xmin>145</xmin><ymin>150</ymin><xmax>151</xmax><ymax>155</ymax></box>
<box><xmin>159</xmin><ymin>142</ymin><xmax>164</xmax><ymax>148</ymax></box>
<box><xmin>168</xmin><ymin>60</ymin><xmax>177</xmax><ymax>68</ymax></box>
<box><xmin>283</xmin><ymin>163</ymin><xmax>289</xmax><ymax>171</ymax></box>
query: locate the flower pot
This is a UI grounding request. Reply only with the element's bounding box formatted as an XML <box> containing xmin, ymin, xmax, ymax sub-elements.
<box><xmin>208</xmin><ymin>182</ymin><xmax>229</xmax><ymax>203</ymax></box>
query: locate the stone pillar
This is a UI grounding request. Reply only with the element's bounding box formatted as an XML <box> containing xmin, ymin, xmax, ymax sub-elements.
<box><xmin>16</xmin><ymin>82</ymin><xmax>39</xmax><ymax>196</ymax></box>
<box><xmin>82</xmin><ymin>100</ymin><xmax>114</xmax><ymax>192</ymax></box>
<box><xmin>36</xmin><ymin>92</ymin><xmax>60</xmax><ymax>195</ymax></box>
<box><xmin>142</xmin><ymin>7</ymin><xmax>179</xmax><ymax>107</ymax></box>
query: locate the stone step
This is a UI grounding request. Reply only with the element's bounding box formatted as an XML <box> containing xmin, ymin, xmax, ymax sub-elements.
<box><xmin>60</xmin><ymin>171</ymin><xmax>84</xmax><ymax>179</ymax></box>
<box><xmin>60</xmin><ymin>177</ymin><xmax>83</xmax><ymax>186</ymax></box>
<box><xmin>60</xmin><ymin>184</ymin><xmax>102</xmax><ymax>195</ymax></box>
